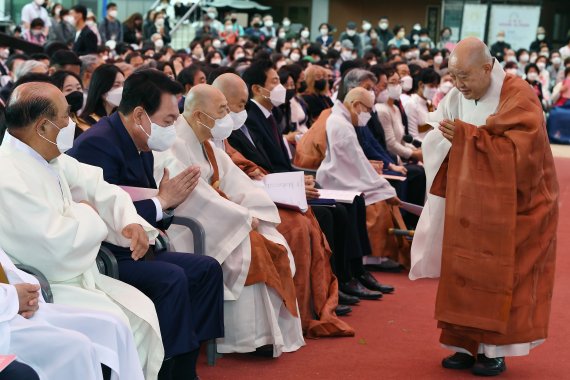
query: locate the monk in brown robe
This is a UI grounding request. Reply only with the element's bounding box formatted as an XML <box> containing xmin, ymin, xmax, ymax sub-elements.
<box><xmin>418</xmin><ymin>37</ymin><xmax>558</xmax><ymax>376</ymax></box>
<box><xmin>293</xmin><ymin>108</ymin><xmax>332</xmax><ymax>169</ymax></box>
<box><xmin>211</xmin><ymin>73</ymin><xmax>356</xmax><ymax>338</ymax></box>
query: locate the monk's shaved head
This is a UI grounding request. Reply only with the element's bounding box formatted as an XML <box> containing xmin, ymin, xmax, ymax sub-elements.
<box><xmin>212</xmin><ymin>73</ymin><xmax>249</xmax><ymax>114</ymax></box>
<box><xmin>183</xmin><ymin>83</ymin><xmax>226</xmax><ymax>117</ymax></box>
<box><xmin>344</xmin><ymin>87</ymin><xmax>374</xmax><ymax>109</ymax></box>
<box><xmin>450</xmin><ymin>37</ymin><xmax>493</xmax><ymax>69</ymax></box>
<box><xmin>343</xmin><ymin>87</ymin><xmax>374</xmax><ymax>127</ymax></box>
<box><xmin>182</xmin><ymin>83</ymin><xmax>230</xmax><ymax>141</ymax></box>
<box><xmin>448</xmin><ymin>37</ymin><xmax>494</xmax><ymax>101</ymax></box>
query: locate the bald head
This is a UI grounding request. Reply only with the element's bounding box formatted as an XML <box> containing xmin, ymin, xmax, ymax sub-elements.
<box><xmin>6</xmin><ymin>82</ymin><xmax>66</xmax><ymax>130</ymax></box>
<box><xmin>450</xmin><ymin>37</ymin><xmax>492</xmax><ymax>68</ymax></box>
<box><xmin>448</xmin><ymin>37</ymin><xmax>494</xmax><ymax>100</ymax></box>
<box><xmin>343</xmin><ymin>87</ymin><xmax>374</xmax><ymax>127</ymax></box>
<box><xmin>183</xmin><ymin>83</ymin><xmax>226</xmax><ymax>117</ymax></box>
<box><xmin>344</xmin><ymin>87</ymin><xmax>374</xmax><ymax>109</ymax></box>
<box><xmin>212</xmin><ymin>73</ymin><xmax>249</xmax><ymax>114</ymax></box>
<box><xmin>5</xmin><ymin>81</ymin><xmax>70</xmax><ymax>161</ymax></box>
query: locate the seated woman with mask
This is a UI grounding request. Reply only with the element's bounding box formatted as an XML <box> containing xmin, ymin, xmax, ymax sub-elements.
<box><xmin>80</xmin><ymin>64</ymin><xmax>125</xmax><ymax>126</ymax></box>
<box><xmin>301</xmin><ymin>65</ymin><xmax>334</xmax><ymax>125</ymax></box>
<box><xmin>50</xmin><ymin>70</ymin><xmax>90</xmax><ymax>138</ymax></box>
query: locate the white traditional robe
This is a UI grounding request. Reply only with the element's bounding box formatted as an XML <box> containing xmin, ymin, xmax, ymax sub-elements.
<box><xmin>0</xmin><ymin>248</ymin><xmax>144</xmax><ymax>380</ymax></box>
<box><xmin>316</xmin><ymin>101</ymin><xmax>396</xmax><ymax>205</ymax></box>
<box><xmin>410</xmin><ymin>59</ymin><xmax>543</xmax><ymax>357</ymax></box>
<box><xmin>153</xmin><ymin>115</ymin><xmax>305</xmax><ymax>357</ymax></box>
<box><xmin>0</xmin><ymin>134</ymin><xmax>164</xmax><ymax>379</ymax></box>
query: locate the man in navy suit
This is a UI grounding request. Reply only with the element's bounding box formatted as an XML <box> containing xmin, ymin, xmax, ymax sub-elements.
<box><xmin>68</xmin><ymin>69</ymin><xmax>224</xmax><ymax>380</ymax></box>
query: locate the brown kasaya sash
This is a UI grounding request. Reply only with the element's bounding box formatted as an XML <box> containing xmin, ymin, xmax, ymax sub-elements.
<box><xmin>0</xmin><ymin>263</ymin><xmax>9</xmax><ymax>284</ymax></box>
<box><xmin>203</xmin><ymin>142</ymin><xmax>298</xmax><ymax>317</ymax></box>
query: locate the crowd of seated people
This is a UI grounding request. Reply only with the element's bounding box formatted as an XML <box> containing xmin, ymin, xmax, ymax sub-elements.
<box><xmin>0</xmin><ymin>2</ymin><xmax>567</xmax><ymax>378</ymax></box>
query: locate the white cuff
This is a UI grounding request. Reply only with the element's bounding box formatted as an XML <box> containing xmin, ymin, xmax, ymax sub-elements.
<box><xmin>151</xmin><ymin>197</ymin><xmax>164</xmax><ymax>222</ymax></box>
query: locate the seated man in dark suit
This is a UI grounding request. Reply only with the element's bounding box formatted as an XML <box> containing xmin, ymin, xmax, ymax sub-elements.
<box><xmin>229</xmin><ymin>60</ymin><xmax>393</xmax><ymax>303</ymax></box>
<box><xmin>69</xmin><ymin>5</ymin><xmax>98</xmax><ymax>56</ymax></box>
<box><xmin>68</xmin><ymin>69</ymin><xmax>224</xmax><ymax>380</ymax></box>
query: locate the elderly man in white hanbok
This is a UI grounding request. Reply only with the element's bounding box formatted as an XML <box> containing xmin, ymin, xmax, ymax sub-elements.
<box><xmin>154</xmin><ymin>84</ymin><xmax>305</xmax><ymax>357</ymax></box>
<box><xmin>0</xmin><ymin>82</ymin><xmax>164</xmax><ymax>379</ymax></box>
<box><xmin>0</xmin><ymin>247</ymin><xmax>143</xmax><ymax>380</ymax></box>
<box><xmin>316</xmin><ymin>88</ymin><xmax>409</xmax><ymax>265</ymax></box>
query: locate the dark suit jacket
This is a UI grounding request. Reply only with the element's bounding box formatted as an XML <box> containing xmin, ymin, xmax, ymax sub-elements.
<box><xmin>73</xmin><ymin>26</ymin><xmax>98</xmax><ymax>56</ymax></box>
<box><xmin>239</xmin><ymin>100</ymin><xmax>292</xmax><ymax>173</ymax></box>
<box><xmin>67</xmin><ymin>112</ymin><xmax>160</xmax><ymax>228</ymax></box>
<box><xmin>227</xmin><ymin>127</ymin><xmax>274</xmax><ymax>173</ymax></box>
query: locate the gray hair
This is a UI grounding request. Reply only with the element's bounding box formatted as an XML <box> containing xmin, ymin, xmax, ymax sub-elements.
<box><xmin>338</xmin><ymin>69</ymin><xmax>377</xmax><ymax>102</ymax></box>
<box><xmin>80</xmin><ymin>54</ymin><xmax>102</xmax><ymax>76</ymax></box>
<box><xmin>13</xmin><ymin>61</ymin><xmax>48</xmax><ymax>82</ymax></box>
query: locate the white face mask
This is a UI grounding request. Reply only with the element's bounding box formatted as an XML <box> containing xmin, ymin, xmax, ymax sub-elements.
<box><xmin>42</xmin><ymin>117</ymin><xmax>75</xmax><ymax>153</ymax></box>
<box><xmin>234</xmin><ymin>52</ymin><xmax>245</xmax><ymax>60</ymax></box>
<box><xmin>506</xmin><ymin>68</ymin><xmax>519</xmax><ymax>75</ymax></box>
<box><xmin>362</xmin><ymin>23</ymin><xmax>371</xmax><ymax>31</ymax></box>
<box><xmin>497</xmin><ymin>36</ymin><xmax>505</xmax><ymax>42</ymax></box>
<box><xmin>155</xmin><ymin>19</ymin><xmax>165</xmax><ymax>28</ymax></box>
<box><xmin>282</xmin><ymin>19</ymin><xmax>291</xmax><ymax>27</ymax></box>
<box><xmin>376</xmin><ymin>89</ymin><xmax>389</xmax><ymax>103</ymax></box>
<box><xmin>526</xmin><ymin>72</ymin><xmax>539</xmax><ymax>82</ymax></box>
<box><xmin>536</xmin><ymin>62</ymin><xmax>546</xmax><ymax>71</ymax></box>
<box><xmin>290</xmin><ymin>52</ymin><xmax>300</xmax><ymax>62</ymax></box>
<box><xmin>434</xmin><ymin>56</ymin><xmax>443</xmax><ymax>65</ymax></box>
<box><xmin>357</xmin><ymin>110</ymin><xmax>372</xmax><ymax>127</ymax></box>
<box><xmin>422</xmin><ymin>86</ymin><xmax>437</xmax><ymax>101</ymax></box>
<box><xmin>347</xmin><ymin>30</ymin><xmax>356</xmax><ymax>37</ymax></box>
<box><xmin>552</xmin><ymin>57</ymin><xmax>562</xmax><ymax>66</ymax></box>
<box><xmin>154</xmin><ymin>39</ymin><xmax>164</xmax><ymax>49</ymax></box>
<box><xmin>341</xmin><ymin>51</ymin><xmax>353</xmax><ymax>61</ymax></box>
<box><xmin>34</xmin><ymin>0</ymin><xmax>45</xmax><ymax>5</ymax></box>
<box><xmin>199</xmin><ymin>112</ymin><xmax>234</xmax><ymax>140</ymax></box>
<box><xmin>64</xmin><ymin>15</ymin><xmax>75</xmax><ymax>26</ymax></box>
<box><xmin>401</xmin><ymin>75</ymin><xmax>413</xmax><ymax>92</ymax></box>
<box><xmin>263</xmin><ymin>83</ymin><xmax>287</xmax><ymax>107</ymax></box>
<box><xmin>439</xmin><ymin>81</ymin><xmax>454</xmax><ymax>94</ymax></box>
<box><xmin>282</xmin><ymin>49</ymin><xmax>291</xmax><ymax>56</ymax></box>
<box><xmin>301</xmin><ymin>30</ymin><xmax>310</xmax><ymax>39</ymax></box>
<box><xmin>139</xmin><ymin>111</ymin><xmax>177</xmax><ymax>152</ymax></box>
<box><xmin>212</xmin><ymin>39</ymin><xmax>221</xmax><ymax>48</ymax></box>
<box><xmin>320</xmin><ymin>29</ymin><xmax>328</xmax><ymax>36</ymax></box>
<box><xmin>379</xmin><ymin>22</ymin><xmax>388</xmax><ymax>30</ymax></box>
<box><xmin>211</xmin><ymin>58</ymin><xmax>222</xmax><ymax>65</ymax></box>
<box><xmin>108</xmin><ymin>10</ymin><xmax>118</xmax><ymax>18</ymax></box>
<box><xmin>279</xmin><ymin>32</ymin><xmax>287</xmax><ymax>39</ymax></box>
<box><xmin>519</xmin><ymin>54</ymin><xmax>529</xmax><ymax>63</ymax></box>
<box><xmin>104</xmin><ymin>86</ymin><xmax>123</xmax><ymax>107</ymax></box>
<box><xmin>230</xmin><ymin>110</ymin><xmax>248</xmax><ymax>130</ymax></box>
<box><xmin>0</xmin><ymin>48</ymin><xmax>9</xmax><ymax>59</ymax></box>
<box><xmin>388</xmin><ymin>84</ymin><xmax>402</xmax><ymax>99</ymax></box>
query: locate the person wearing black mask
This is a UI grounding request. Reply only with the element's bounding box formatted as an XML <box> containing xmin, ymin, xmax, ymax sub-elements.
<box><xmin>50</xmin><ymin>70</ymin><xmax>90</xmax><ymax>138</ymax></box>
<box><xmin>301</xmin><ymin>64</ymin><xmax>333</xmax><ymax>125</ymax></box>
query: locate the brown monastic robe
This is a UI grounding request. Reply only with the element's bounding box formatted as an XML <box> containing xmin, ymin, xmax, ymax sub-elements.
<box><xmin>431</xmin><ymin>75</ymin><xmax>559</xmax><ymax>355</ymax></box>
<box><xmin>293</xmin><ymin>108</ymin><xmax>332</xmax><ymax>169</ymax></box>
<box><xmin>225</xmin><ymin>141</ymin><xmax>355</xmax><ymax>338</ymax></box>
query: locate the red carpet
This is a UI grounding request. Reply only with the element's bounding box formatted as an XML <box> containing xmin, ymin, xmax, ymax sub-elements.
<box><xmin>197</xmin><ymin>157</ymin><xmax>570</xmax><ymax>380</ymax></box>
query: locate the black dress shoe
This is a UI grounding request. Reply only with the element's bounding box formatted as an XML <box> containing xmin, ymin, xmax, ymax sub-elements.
<box><xmin>338</xmin><ymin>290</ymin><xmax>360</xmax><ymax>305</ymax></box>
<box><xmin>335</xmin><ymin>305</ymin><xmax>352</xmax><ymax>316</ymax></box>
<box><xmin>339</xmin><ymin>279</ymin><xmax>382</xmax><ymax>300</ymax></box>
<box><xmin>249</xmin><ymin>344</ymin><xmax>274</xmax><ymax>358</ymax></box>
<box><xmin>358</xmin><ymin>271</ymin><xmax>395</xmax><ymax>294</ymax></box>
<box><xmin>442</xmin><ymin>353</ymin><xmax>475</xmax><ymax>369</ymax></box>
<box><xmin>472</xmin><ymin>355</ymin><xmax>506</xmax><ymax>376</ymax></box>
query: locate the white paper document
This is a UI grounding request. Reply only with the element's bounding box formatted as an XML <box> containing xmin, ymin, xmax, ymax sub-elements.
<box><xmin>253</xmin><ymin>171</ymin><xmax>308</xmax><ymax>213</ymax></box>
<box><xmin>400</xmin><ymin>201</ymin><xmax>424</xmax><ymax>216</ymax></box>
<box><xmin>317</xmin><ymin>189</ymin><xmax>362</xmax><ymax>203</ymax></box>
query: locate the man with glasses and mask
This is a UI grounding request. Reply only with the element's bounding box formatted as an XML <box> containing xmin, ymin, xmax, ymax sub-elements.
<box><xmin>155</xmin><ymin>83</ymin><xmax>305</xmax><ymax>357</ymax></box>
<box><xmin>68</xmin><ymin>69</ymin><xmax>224</xmax><ymax>380</ymax></box>
<box><xmin>0</xmin><ymin>81</ymin><xmax>164</xmax><ymax>379</ymax></box>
